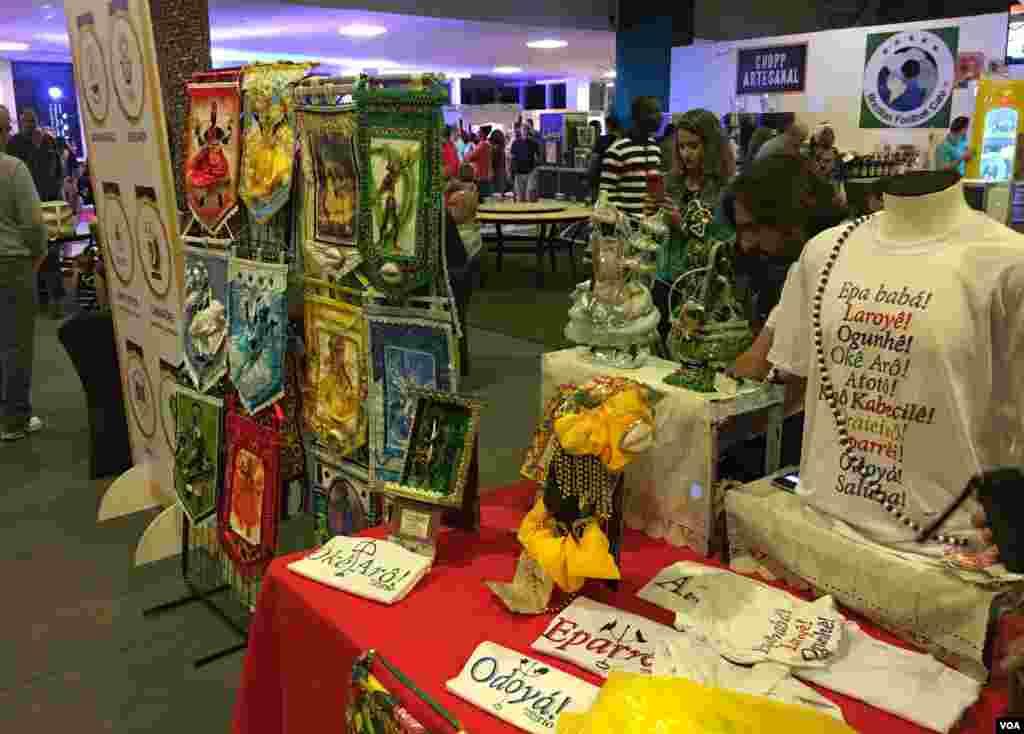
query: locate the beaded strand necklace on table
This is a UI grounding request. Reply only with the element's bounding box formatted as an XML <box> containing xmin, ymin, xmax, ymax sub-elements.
<box><xmin>813</xmin><ymin>214</ymin><xmax>968</xmax><ymax>547</ymax></box>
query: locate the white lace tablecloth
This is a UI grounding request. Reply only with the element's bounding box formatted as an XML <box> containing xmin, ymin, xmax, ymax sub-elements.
<box><xmin>725</xmin><ymin>479</ymin><xmax>1021</xmax><ymax>682</ymax></box>
<box><xmin>541</xmin><ymin>347</ymin><xmax>785</xmax><ymax>555</ymax></box>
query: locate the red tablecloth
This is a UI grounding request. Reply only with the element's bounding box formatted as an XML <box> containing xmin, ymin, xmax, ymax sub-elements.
<box><xmin>233</xmin><ymin>481</ymin><xmax>1009</xmax><ymax>734</ymax></box>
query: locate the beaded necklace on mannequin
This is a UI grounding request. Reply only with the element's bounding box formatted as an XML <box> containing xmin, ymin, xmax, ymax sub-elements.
<box><xmin>812</xmin><ymin>214</ymin><xmax>968</xmax><ymax>547</ymax></box>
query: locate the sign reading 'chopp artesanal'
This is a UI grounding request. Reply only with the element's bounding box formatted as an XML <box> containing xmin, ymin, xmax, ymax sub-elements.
<box><xmin>860</xmin><ymin>27</ymin><xmax>959</xmax><ymax>129</ymax></box>
<box><xmin>736</xmin><ymin>44</ymin><xmax>808</xmax><ymax>95</ymax></box>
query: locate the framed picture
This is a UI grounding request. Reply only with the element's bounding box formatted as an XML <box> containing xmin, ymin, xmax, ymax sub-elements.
<box><xmin>384</xmin><ymin>388</ymin><xmax>481</xmax><ymax>509</ymax></box>
<box><xmin>219</xmin><ymin>404</ymin><xmax>282</xmax><ymax>577</ymax></box>
<box><xmin>366</xmin><ymin>312</ymin><xmax>457</xmax><ymax>484</ymax></box>
<box><xmin>354</xmin><ymin>78</ymin><xmax>447</xmax><ymax>296</ymax></box>
<box><xmin>174</xmin><ymin>386</ymin><xmax>224</xmax><ymax>523</ymax></box>
<box><xmin>304</xmin><ymin>296</ymin><xmax>368</xmax><ymax>457</ymax></box>
<box><xmin>298</xmin><ymin>106</ymin><xmax>362</xmax><ymax>281</ymax></box>
<box><xmin>311</xmin><ymin>450</ymin><xmax>379</xmax><ymax>545</ymax></box>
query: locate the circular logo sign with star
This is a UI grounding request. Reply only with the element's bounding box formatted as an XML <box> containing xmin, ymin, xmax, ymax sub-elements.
<box><xmin>863</xmin><ymin>30</ymin><xmax>955</xmax><ymax>128</ymax></box>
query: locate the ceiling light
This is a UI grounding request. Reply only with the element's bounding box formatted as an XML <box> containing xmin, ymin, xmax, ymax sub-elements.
<box><xmin>527</xmin><ymin>40</ymin><xmax>567</xmax><ymax>50</ymax></box>
<box><xmin>48</xmin><ymin>86</ymin><xmax>63</xmax><ymax>100</ymax></box>
<box><xmin>0</xmin><ymin>42</ymin><xmax>30</xmax><ymax>52</ymax></box>
<box><xmin>493</xmin><ymin>66</ymin><xmax>522</xmax><ymax>74</ymax></box>
<box><xmin>603</xmin><ymin>70</ymin><xmax>616</xmax><ymax>79</ymax></box>
<box><xmin>338</xmin><ymin>24</ymin><xmax>387</xmax><ymax>38</ymax></box>
<box><xmin>538</xmin><ymin>79</ymin><xmax>568</xmax><ymax>85</ymax></box>
<box><xmin>34</xmin><ymin>33</ymin><xmax>68</xmax><ymax>45</ymax></box>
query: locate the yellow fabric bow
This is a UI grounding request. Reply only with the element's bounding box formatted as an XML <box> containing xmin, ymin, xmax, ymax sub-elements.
<box><xmin>518</xmin><ymin>498</ymin><xmax>621</xmax><ymax>593</ymax></box>
<box><xmin>553</xmin><ymin>385</ymin><xmax>654</xmax><ymax>473</ymax></box>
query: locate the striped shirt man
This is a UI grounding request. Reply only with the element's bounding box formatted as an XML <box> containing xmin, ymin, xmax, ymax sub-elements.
<box><xmin>599</xmin><ymin>135</ymin><xmax>661</xmax><ymax>216</ymax></box>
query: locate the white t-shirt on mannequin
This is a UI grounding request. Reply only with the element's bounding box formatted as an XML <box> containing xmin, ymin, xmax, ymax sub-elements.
<box><xmin>769</xmin><ymin>182</ymin><xmax>1024</xmax><ymax>549</ymax></box>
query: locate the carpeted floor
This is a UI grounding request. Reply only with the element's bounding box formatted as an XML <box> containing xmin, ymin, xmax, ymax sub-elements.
<box><xmin>0</xmin><ymin>303</ymin><xmax>546</xmax><ymax>732</ymax></box>
<box><xmin>469</xmin><ymin>247</ymin><xmax>588</xmax><ymax>350</ymax></box>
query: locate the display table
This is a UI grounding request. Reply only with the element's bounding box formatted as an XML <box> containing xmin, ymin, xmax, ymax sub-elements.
<box><xmin>477</xmin><ymin>201</ymin><xmax>592</xmax><ymax>287</ymax></box>
<box><xmin>232</xmin><ymin>481</ymin><xmax>1008</xmax><ymax>734</ymax></box>
<box><xmin>542</xmin><ymin>347</ymin><xmax>785</xmax><ymax>555</ymax></box>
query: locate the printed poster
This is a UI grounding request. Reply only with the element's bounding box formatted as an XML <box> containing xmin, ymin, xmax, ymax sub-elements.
<box><xmin>860</xmin><ymin>27</ymin><xmax>958</xmax><ymax>129</ymax></box>
<box><xmin>66</xmin><ymin>0</ymin><xmax>183</xmax><ymax>500</ymax></box>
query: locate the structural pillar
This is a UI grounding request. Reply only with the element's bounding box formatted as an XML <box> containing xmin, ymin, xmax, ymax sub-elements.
<box><xmin>450</xmin><ymin>77</ymin><xmax>462</xmax><ymax>106</ymax></box>
<box><xmin>545</xmin><ymin>83</ymin><xmax>554</xmax><ymax>110</ymax></box>
<box><xmin>148</xmin><ymin>0</ymin><xmax>212</xmax><ymax>212</ymax></box>
<box><xmin>614</xmin><ymin>15</ymin><xmax>673</xmax><ymax>130</ymax></box>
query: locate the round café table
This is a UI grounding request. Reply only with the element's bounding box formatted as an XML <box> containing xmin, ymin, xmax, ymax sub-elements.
<box><xmin>476</xmin><ymin>199</ymin><xmax>592</xmax><ymax>288</ymax></box>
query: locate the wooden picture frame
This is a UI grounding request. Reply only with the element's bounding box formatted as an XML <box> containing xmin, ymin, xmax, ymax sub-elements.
<box><xmin>383</xmin><ymin>388</ymin><xmax>481</xmax><ymax>509</ymax></box>
<box><xmin>304</xmin><ymin>296</ymin><xmax>369</xmax><ymax>457</ymax></box>
<box><xmin>219</xmin><ymin>404</ymin><xmax>282</xmax><ymax>577</ymax></box>
<box><xmin>297</xmin><ymin>105</ymin><xmax>363</xmax><ymax>281</ymax></box>
<box><xmin>366</xmin><ymin>311</ymin><xmax>457</xmax><ymax>484</ymax></box>
<box><xmin>173</xmin><ymin>386</ymin><xmax>224</xmax><ymax>523</ymax></box>
<box><xmin>354</xmin><ymin>77</ymin><xmax>447</xmax><ymax>296</ymax></box>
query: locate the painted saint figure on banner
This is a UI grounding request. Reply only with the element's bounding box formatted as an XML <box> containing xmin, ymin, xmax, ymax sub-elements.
<box><xmin>369</xmin><ymin>138</ymin><xmax>421</xmax><ymax>256</ymax></box>
<box><xmin>317</xmin><ymin>332</ymin><xmax>361</xmax><ymax>444</ymax></box>
<box><xmin>230</xmin><ymin>447</ymin><xmax>265</xmax><ymax>546</ymax></box>
<box><xmin>187</xmin><ymin>101</ymin><xmax>234</xmax><ymax>211</ymax></box>
<box><xmin>327</xmin><ymin>477</ymin><xmax>368</xmax><ymax>536</ymax></box>
<box><xmin>383</xmin><ymin>346</ymin><xmax>436</xmax><ymax>453</ymax></box>
<box><xmin>314</xmin><ymin>133</ymin><xmax>358</xmax><ymax>245</ymax></box>
<box><xmin>183</xmin><ymin>252</ymin><xmax>228</xmax><ymax>392</ymax></box>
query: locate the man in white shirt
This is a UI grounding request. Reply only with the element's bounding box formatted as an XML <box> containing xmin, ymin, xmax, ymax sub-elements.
<box><xmin>756</xmin><ymin>117</ymin><xmax>809</xmax><ymax>161</ymax></box>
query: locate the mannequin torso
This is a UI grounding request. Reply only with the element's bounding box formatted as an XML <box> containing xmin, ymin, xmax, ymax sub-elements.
<box><xmin>879</xmin><ymin>178</ymin><xmax>973</xmax><ymax>243</ymax></box>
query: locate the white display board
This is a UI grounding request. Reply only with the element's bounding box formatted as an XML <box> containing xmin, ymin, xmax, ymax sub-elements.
<box><xmin>65</xmin><ymin>0</ymin><xmax>183</xmax><ymax>524</ymax></box>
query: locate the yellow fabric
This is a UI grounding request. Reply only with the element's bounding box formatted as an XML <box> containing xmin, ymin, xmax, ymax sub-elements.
<box><xmin>518</xmin><ymin>499</ymin><xmax>620</xmax><ymax>593</ymax></box>
<box><xmin>244</xmin><ymin>126</ymin><xmax>294</xmax><ymax>199</ymax></box>
<box><xmin>557</xmin><ymin>673</ymin><xmax>856</xmax><ymax>734</ymax></box>
<box><xmin>553</xmin><ymin>386</ymin><xmax>654</xmax><ymax>473</ymax></box>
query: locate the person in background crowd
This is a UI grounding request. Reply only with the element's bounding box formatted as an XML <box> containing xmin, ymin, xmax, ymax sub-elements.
<box><xmin>78</xmin><ymin>159</ymin><xmax>94</xmax><ymax>206</ymax></box>
<box><xmin>445</xmin><ymin>163</ymin><xmax>481</xmax><ymax>376</ymax></box>
<box><xmin>743</xmin><ymin>127</ymin><xmax>776</xmax><ymax>170</ymax></box>
<box><xmin>526</xmin><ymin>117</ymin><xmax>540</xmax><ymax>143</ymax></box>
<box><xmin>511</xmin><ymin>124</ymin><xmax>540</xmax><ymax>202</ymax></box>
<box><xmin>490</xmin><ymin>128</ymin><xmax>508</xmax><ymax>197</ymax></box>
<box><xmin>466</xmin><ymin>128</ymin><xmax>493</xmax><ymax>196</ymax></box>
<box><xmin>654</xmin><ymin>108</ymin><xmax>736</xmax><ymax>343</ymax></box>
<box><xmin>589</xmin><ymin>113</ymin><xmax>622</xmax><ymax>199</ymax></box>
<box><xmin>73</xmin><ymin>244</ymin><xmax>105</xmax><ymax>313</ymax></box>
<box><xmin>725</xmin><ymin>154</ymin><xmax>847</xmax><ymax>335</ymax></box>
<box><xmin>6</xmin><ymin>108</ymin><xmax>63</xmax><ymax>201</ymax></box>
<box><xmin>442</xmin><ymin>126</ymin><xmax>460</xmax><ymax>179</ymax></box>
<box><xmin>755</xmin><ymin>117</ymin><xmax>809</xmax><ymax>161</ymax></box>
<box><xmin>0</xmin><ymin>105</ymin><xmax>48</xmax><ymax>442</ymax></box>
<box><xmin>936</xmin><ymin>116</ymin><xmax>974</xmax><ymax>176</ymax></box>
<box><xmin>807</xmin><ymin>130</ymin><xmax>847</xmax><ymax>209</ymax></box>
<box><xmin>456</xmin><ymin>125</ymin><xmax>471</xmax><ymax>159</ymax></box>
<box><xmin>588</xmin><ymin>119</ymin><xmax>602</xmax><ymax>143</ymax></box>
<box><xmin>659</xmin><ymin>122</ymin><xmax>676</xmax><ymax>175</ymax></box>
<box><xmin>599</xmin><ymin>97</ymin><xmax>662</xmax><ymax>217</ymax></box>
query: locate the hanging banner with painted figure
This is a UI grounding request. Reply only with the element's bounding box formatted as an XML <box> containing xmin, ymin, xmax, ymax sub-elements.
<box><xmin>185</xmin><ymin>69</ymin><xmax>242</xmax><ymax>235</ymax></box>
<box><xmin>860</xmin><ymin>27</ymin><xmax>958</xmax><ymax>129</ymax></box>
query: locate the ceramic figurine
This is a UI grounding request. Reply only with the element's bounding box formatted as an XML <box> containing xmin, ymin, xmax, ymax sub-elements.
<box><xmin>565</xmin><ymin>193</ymin><xmax>661</xmax><ymax>369</ymax></box>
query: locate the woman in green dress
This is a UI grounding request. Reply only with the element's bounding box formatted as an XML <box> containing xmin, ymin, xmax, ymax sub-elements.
<box><xmin>653</xmin><ymin>108</ymin><xmax>736</xmax><ymax>347</ymax></box>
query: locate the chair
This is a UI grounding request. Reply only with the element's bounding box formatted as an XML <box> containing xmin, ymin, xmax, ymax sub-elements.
<box><xmin>58</xmin><ymin>311</ymin><xmax>132</xmax><ymax>479</ymax></box>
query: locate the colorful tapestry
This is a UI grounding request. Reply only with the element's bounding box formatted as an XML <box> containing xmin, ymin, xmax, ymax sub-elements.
<box><xmin>366</xmin><ymin>312</ymin><xmax>457</xmax><ymax>483</ymax></box>
<box><xmin>185</xmin><ymin>69</ymin><xmax>242</xmax><ymax>234</ymax></box>
<box><xmin>183</xmin><ymin>245</ymin><xmax>229</xmax><ymax>393</ymax></box>
<box><xmin>347</xmin><ymin>654</ymin><xmax>434</xmax><ymax>734</ymax></box>
<box><xmin>227</xmin><ymin>257</ymin><xmax>288</xmax><ymax>414</ymax></box>
<box><xmin>312</xmin><ymin>451</ymin><xmax>378</xmax><ymax>544</ymax></box>
<box><xmin>238</xmin><ymin>62</ymin><xmax>313</xmax><ymax>223</ymax></box>
<box><xmin>304</xmin><ymin>296</ymin><xmax>368</xmax><ymax>457</ymax></box>
<box><xmin>174</xmin><ymin>386</ymin><xmax>224</xmax><ymax>523</ymax></box>
<box><xmin>297</xmin><ymin>105</ymin><xmax>362</xmax><ymax>281</ymax></box>
<box><xmin>219</xmin><ymin>403</ymin><xmax>282</xmax><ymax>577</ymax></box>
<box><xmin>239</xmin><ymin>343</ymin><xmax>305</xmax><ymax>483</ymax></box>
<box><xmin>354</xmin><ymin>77</ymin><xmax>447</xmax><ymax>296</ymax></box>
